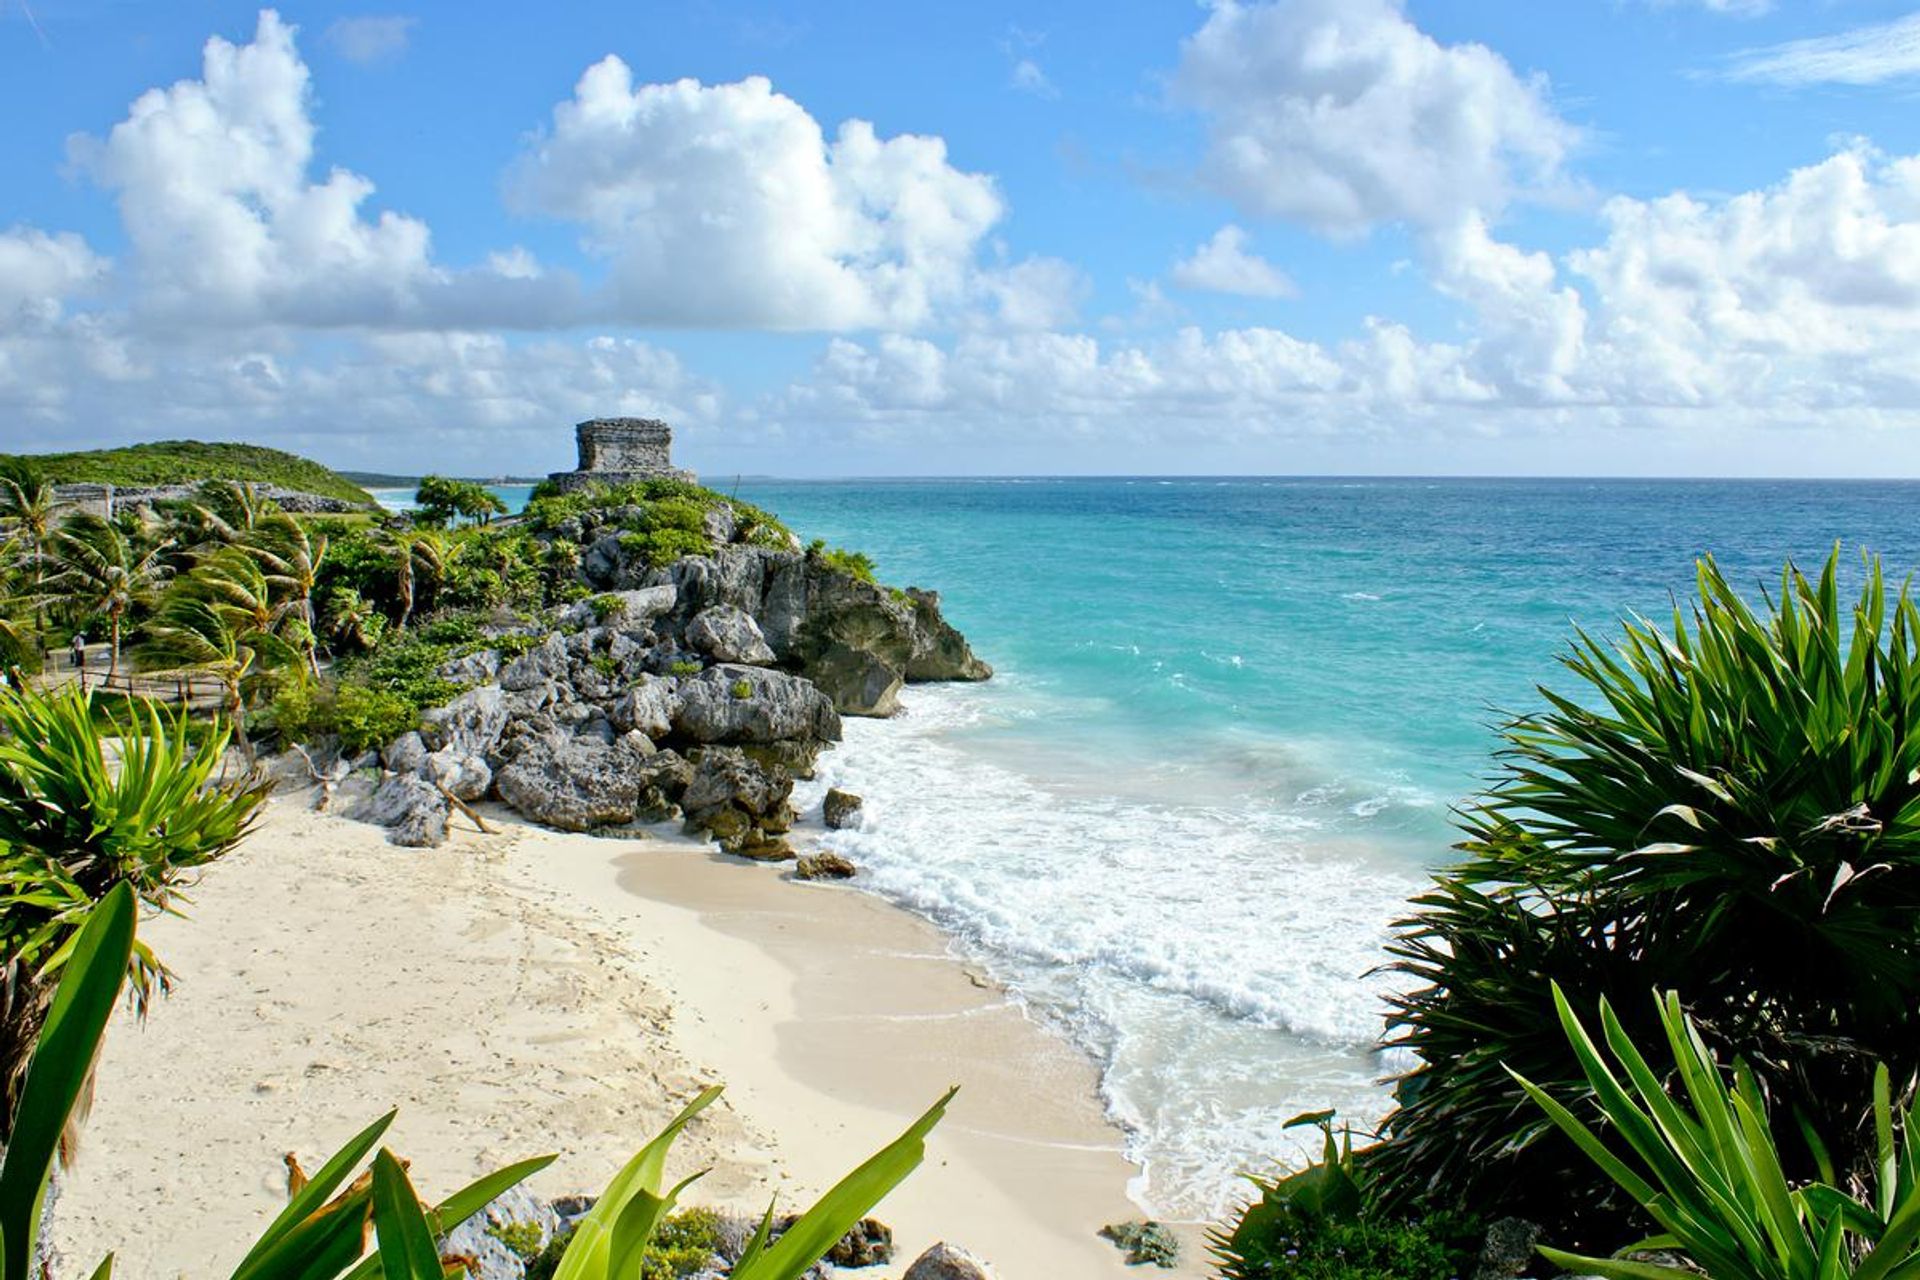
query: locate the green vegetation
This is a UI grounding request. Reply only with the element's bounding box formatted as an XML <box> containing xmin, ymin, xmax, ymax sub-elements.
<box><xmin>0</xmin><ymin>440</ymin><xmax>375</xmax><ymax>505</ymax></box>
<box><xmin>414</xmin><ymin>474</ymin><xmax>507</xmax><ymax>528</ymax></box>
<box><xmin>1519</xmin><ymin>984</ymin><xmax>1920</xmax><ymax>1279</ymax></box>
<box><xmin>668</xmin><ymin>659</ymin><xmax>702</xmax><ymax>677</ymax></box>
<box><xmin>730</xmin><ymin>678</ymin><xmax>753</xmax><ymax>699</ymax></box>
<box><xmin>523</xmin><ymin>476</ymin><xmax>793</xmax><ymax>553</ymax></box>
<box><xmin>807</xmin><ymin>539</ymin><xmax>876</xmax><ymax>584</ymax></box>
<box><xmin>0</xmin><ymin>683</ymin><xmax>266</xmax><ymax>1138</ymax></box>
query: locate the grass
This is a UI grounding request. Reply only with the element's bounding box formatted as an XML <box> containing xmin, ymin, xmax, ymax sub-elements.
<box><xmin>4</xmin><ymin>440</ymin><xmax>375</xmax><ymax>505</ymax></box>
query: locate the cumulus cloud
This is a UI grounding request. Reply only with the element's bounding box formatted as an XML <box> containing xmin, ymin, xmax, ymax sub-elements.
<box><xmin>67</xmin><ymin>10</ymin><xmax>571</xmax><ymax>331</ymax></box>
<box><xmin>1724</xmin><ymin>13</ymin><xmax>1920</xmax><ymax>86</ymax></box>
<box><xmin>323</xmin><ymin>15</ymin><xmax>416</xmax><ymax>65</ymax></box>
<box><xmin>1172</xmin><ymin>0</ymin><xmax>1578</xmax><ymax>236</ymax></box>
<box><xmin>1169</xmin><ymin>226</ymin><xmax>1297</xmax><ymax>298</ymax></box>
<box><xmin>0</xmin><ymin>228</ymin><xmax>106</xmax><ymax>329</ymax></box>
<box><xmin>512</xmin><ymin>61</ymin><xmax>1064</xmax><ymax>330</ymax></box>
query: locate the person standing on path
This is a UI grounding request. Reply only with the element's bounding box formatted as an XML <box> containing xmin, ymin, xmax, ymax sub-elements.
<box><xmin>70</xmin><ymin>631</ymin><xmax>86</xmax><ymax>679</ymax></box>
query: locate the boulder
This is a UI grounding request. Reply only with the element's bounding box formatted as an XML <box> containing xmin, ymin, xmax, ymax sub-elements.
<box><xmin>561</xmin><ymin>585</ymin><xmax>678</xmax><ymax>631</ymax></box>
<box><xmin>361</xmin><ymin>774</ymin><xmax>449</xmax><ymax>848</ymax></box>
<box><xmin>803</xmin><ymin>641</ymin><xmax>903</xmax><ymax>717</ymax></box>
<box><xmin>701</xmin><ymin>503</ymin><xmax>737</xmax><ymax>546</ymax></box>
<box><xmin>795</xmin><ymin>852</ymin><xmax>856</xmax><ymax>881</ymax></box>
<box><xmin>672</xmin><ymin>666</ymin><xmax>841</xmax><ymax>745</ymax></box>
<box><xmin>681</xmin><ymin>747</ymin><xmax>792</xmax><ymax>823</ymax></box>
<box><xmin>610</xmin><ymin>676</ymin><xmax>678</xmax><ymax>739</ymax></box>
<box><xmin>439</xmin><ymin>1185</ymin><xmax>559</xmax><ymax>1280</ymax></box>
<box><xmin>823</xmin><ymin>788</ymin><xmax>864</xmax><ymax>830</ymax></box>
<box><xmin>500</xmin><ymin>633</ymin><xmax>571</xmax><ymax>692</ymax></box>
<box><xmin>425</xmin><ymin>747</ymin><xmax>492</xmax><ymax>803</ymax></box>
<box><xmin>903</xmin><ymin>1244</ymin><xmax>997</xmax><ymax>1280</ymax></box>
<box><xmin>437</xmin><ymin>647</ymin><xmax>501</xmax><ymax>686</ymax></box>
<box><xmin>904</xmin><ymin>589</ymin><xmax>993</xmax><ymax>682</ymax></box>
<box><xmin>421</xmin><ymin>684</ymin><xmax>511</xmax><ymax>758</ymax></box>
<box><xmin>495</xmin><ymin>734</ymin><xmax>657</xmax><ymax>831</ymax></box>
<box><xmin>382</xmin><ymin>731</ymin><xmax>429</xmax><ymax>775</ymax></box>
<box><xmin>687</xmin><ymin>605</ymin><xmax>776</xmax><ymax>665</ymax></box>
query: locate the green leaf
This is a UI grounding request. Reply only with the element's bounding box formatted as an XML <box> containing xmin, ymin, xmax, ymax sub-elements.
<box><xmin>371</xmin><ymin>1151</ymin><xmax>443</xmax><ymax>1280</ymax></box>
<box><xmin>734</xmin><ymin>1088</ymin><xmax>955</xmax><ymax>1280</ymax></box>
<box><xmin>0</xmin><ymin>882</ymin><xmax>135</xmax><ymax>1280</ymax></box>
<box><xmin>232</xmin><ymin>1111</ymin><xmax>397</xmax><ymax>1280</ymax></box>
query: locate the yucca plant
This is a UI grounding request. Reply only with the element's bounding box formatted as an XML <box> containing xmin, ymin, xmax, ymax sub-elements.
<box><xmin>1514</xmin><ymin>983</ymin><xmax>1920</xmax><ymax>1280</ymax></box>
<box><xmin>1371</xmin><ymin>550</ymin><xmax>1920</xmax><ymax>1233</ymax></box>
<box><xmin>0</xmin><ymin>681</ymin><xmax>267</xmax><ymax>1135</ymax></box>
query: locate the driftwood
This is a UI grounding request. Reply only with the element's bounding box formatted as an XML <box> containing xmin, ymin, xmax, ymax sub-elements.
<box><xmin>435</xmin><ymin>782</ymin><xmax>492</xmax><ymax>834</ymax></box>
<box><xmin>291</xmin><ymin>744</ymin><xmax>351</xmax><ymax>812</ymax></box>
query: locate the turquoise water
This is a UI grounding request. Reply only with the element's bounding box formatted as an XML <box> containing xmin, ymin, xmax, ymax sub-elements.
<box><xmin>460</xmin><ymin>475</ymin><xmax>1920</xmax><ymax>1216</ymax></box>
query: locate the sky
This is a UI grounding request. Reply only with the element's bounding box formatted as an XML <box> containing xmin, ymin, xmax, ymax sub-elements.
<box><xmin>7</xmin><ymin>1</ymin><xmax>1920</xmax><ymax>478</ymax></box>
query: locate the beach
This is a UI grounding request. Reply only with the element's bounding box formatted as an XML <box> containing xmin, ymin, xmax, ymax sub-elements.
<box><xmin>45</xmin><ymin>789</ymin><xmax>1206</xmax><ymax>1279</ymax></box>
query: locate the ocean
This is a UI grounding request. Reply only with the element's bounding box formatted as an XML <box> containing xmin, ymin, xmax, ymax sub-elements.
<box><xmin>433</xmin><ymin>475</ymin><xmax>1920</xmax><ymax>1219</ymax></box>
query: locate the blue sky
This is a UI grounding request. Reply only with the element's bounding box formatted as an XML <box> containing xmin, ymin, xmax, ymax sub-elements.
<box><xmin>7</xmin><ymin>1</ymin><xmax>1920</xmax><ymax>477</ymax></box>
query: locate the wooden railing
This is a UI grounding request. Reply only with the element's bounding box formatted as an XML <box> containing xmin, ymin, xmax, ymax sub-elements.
<box><xmin>35</xmin><ymin>667</ymin><xmax>228</xmax><ymax>709</ymax></box>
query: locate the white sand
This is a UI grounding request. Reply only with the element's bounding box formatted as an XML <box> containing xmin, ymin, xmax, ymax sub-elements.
<box><xmin>46</xmin><ymin>793</ymin><xmax>1212</xmax><ymax>1278</ymax></box>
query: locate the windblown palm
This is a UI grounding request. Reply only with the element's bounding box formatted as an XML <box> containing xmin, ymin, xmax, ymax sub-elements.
<box><xmin>139</xmin><ymin>587</ymin><xmax>296</xmax><ymax>764</ymax></box>
<box><xmin>0</xmin><ymin>475</ymin><xmax>56</xmax><ymax>643</ymax></box>
<box><xmin>45</xmin><ymin>514</ymin><xmax>173</xmax><ymax>678</ymax></box>
<box><xmin>387</xmin><ymin>528</ymin><xmax>446</xmax><ymax>631</ymax></box>
<box><xmin>249</xmin><ymin>513</ymin><xmax>328</xmax><ymax>676</ymax></box>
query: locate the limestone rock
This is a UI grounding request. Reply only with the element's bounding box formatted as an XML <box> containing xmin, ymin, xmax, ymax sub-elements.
<box><xmin>360</xmin><ymin>774</ymin><xmax>449</xmax><ymax>848</ymax></box>
<box><xmin>495</xmin><ymin>734</ymin><xmax>657</xmax><ymax>831</ymax></box>
<box><xmin>823</xmin><ymin>788</ymin><xmax>864</xmax><ymax>830</ymax></box>
<box><xmin>382</xmin><ymin>730</ymin><xmax>428</xmax><ymax>775</ymax></box>
<box><xmin>1474</xmin><ymin>1218</ymin><xmax>1543</xmax><ymax>1280</ymax></box>
<box><xmin>500</xmin><ymin>633</ymin><xmax>571</xmax><ymax>692</ymax></box>
<box><xmin>701</xmin><ymin>503</ymin><xmax>737</xmax><ymax>546</ymax></box>
<box><xmin>905</xmin><ymin>589</ymin><xmax>993</xmax><ymax>682</ymax></box>
<box><xmin>687</xmin><ymin>604</ymin><xmax>776</xmax><ymax>665</ymax></box>
<box><xmin>437</xmin><ymin>647</ymin><xmax>501</xmax><ymax>686</ymax></box>
<box><xmin>425</xmin><ymin>747</ymin><xmax>492</xmax><ymax>803</ymax></box>
<box><xmin>903</xmin><ymin>1243</ymin><xmax>998</xmax><ymax>1280</ymax></box>
<box><xmin>439</xmin><ymin>1185</ymin><xmax>559</xmax><ymax>1280</ymax></box>
<box><xmin>672</xmin><ymin>665</ymin><xmax>841</xmax><ymax>745</ymax></box>
<box><xmin>681</xmin><ymin>747</ymin><xmax>791</xmax><ymax>824</ymax></box>
<box><xmin>610</xmin><ymin>676</ymin><xmax>678</xmax><ymax>739</ymax></box>
<box><xmin>795</xmin><ymin>852</ymin><xmax>856</xmax><ymax>881</ymax></box>
<box><xmin>804</xmin><ymin>641</ymin><xmax>904</xmax><ymax>717</ymax></box>
<box><xmin>421</xmin><ymin>684</ymin><xmax>511</xmax><ymax>758</ymax></box>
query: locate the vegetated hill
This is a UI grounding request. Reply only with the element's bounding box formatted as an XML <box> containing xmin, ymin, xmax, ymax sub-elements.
<box><xmin>2</xmin><ymin>440</ymin><xmax>376</xmax><ymax>505</ymax></box>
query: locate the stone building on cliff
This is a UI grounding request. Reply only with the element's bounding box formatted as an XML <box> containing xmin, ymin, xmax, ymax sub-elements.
<box><xmin>546</xmin><ymin>418</ymin><xmax>696</xmax><ymax>491</ymax></box>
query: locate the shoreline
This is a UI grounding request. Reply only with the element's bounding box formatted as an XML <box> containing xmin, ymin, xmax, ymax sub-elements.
<box><xmin>46</xmin><ymin>790</ymin><xmax>1210</xmax><ymax>1278</ymax></box>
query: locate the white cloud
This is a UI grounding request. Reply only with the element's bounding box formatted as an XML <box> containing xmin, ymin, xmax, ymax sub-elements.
<box><xmin>1725</xmin><ymin>13</ymin><xmax>1920</xmax><ymax>86</ymax></box>
<box><xmin>0</xmin><ymin>227</ymin><xmax>106</xmax><ymax>329</ymax></box>
<box><xmin>512</xmin><ymin>61</ymin><xmax>1049</xmax><ymax>330</ymax></box>
<box><xmin>67</xmin><ymin>10</ymin><xmax>570</xmax><ymax>331</ymax></box>
<box><xmin>1011</xmin><ymin>59</ymin><xmax>1056</xmax><ymax>98</ymax></box>
<box><xmin>1169</xmin><ymin>225</ymin><xmax>1297</xmax><ymax>298</ymax></box>
<box><xmin>1172</xmin><ymin>0</ymin><xmax>1578</xmax><ymax>236</ymax></box>
<box><xmin>323</xmin><ymin>15</ymin><xmax>416</xmax><ymax>65</ymax></box>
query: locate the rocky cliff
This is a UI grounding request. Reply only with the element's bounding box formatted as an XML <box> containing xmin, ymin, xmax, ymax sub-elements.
<box><xmin>330</xmin><ymin>500</ymin><xmax>989</xmax><ymax>856</ymax></box>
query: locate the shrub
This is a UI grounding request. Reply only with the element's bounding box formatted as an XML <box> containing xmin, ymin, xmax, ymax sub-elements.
<box><xmin>588</xmin><ymin>593</ymin><xmax>624</xmax><ymax>622</ymax></box>
<box><xmin>267</xmin><ymin>676</ymin><xmax>333</xmax><ymax>743</ymax></box>
<box><xmin>1212</xmin><ymin>1112</ymin><xmax>1479</xmax><ymax>1280</ymax></box>
<box><xmin>730</xmin><ymin>679</ymin><xmax>753</xmax><ymax>700</ymax></box>
<box><xmin>1372</xmin><ymin>550</ymin><xmax>1920</xmax><ymax>1235</ymax></box>
<box><xmin>1518</xmin><ymin>984</ymin><xmax>1920</xmax><ymax>1280</ymax></box>
<box><xmin>331</xmin><ymin>684</ymin><xmax>417</xmax><ymax>754</ymax></box>
<box><xmin>669</xmin><ymin>659</ymin><xmax>702</xmax><ymax>677</ymax></box>
<box><xmin>618</xmin><ymin>526</ymin><xmax>711</xmax><ymax>568</ymax></box>
<box><xmin>807</xmin><ymin>541</ymin><xmax>876</xmax><ymax>584</ymax></box>
<box><xmin>417</xmin><ymin>613</ymin><xmax>482</xmax><ymax>646</ymax></box>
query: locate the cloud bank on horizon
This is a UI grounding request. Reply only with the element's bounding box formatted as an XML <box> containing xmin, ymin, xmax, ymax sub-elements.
<box><xmin>5</xmin><ymin>0</ymin><xmax>1920</xmax><ymax>476</ymax></box>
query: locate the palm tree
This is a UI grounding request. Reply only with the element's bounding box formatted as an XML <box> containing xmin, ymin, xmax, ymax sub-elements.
<box><xmin>44</xmin><ymin>514</ymin><xmax>174</xmax><ymax>679</ymax></box>
<box><xmin>322</xmin><ymin>585</ymin><xmax>384</xmax><ymax>652</ymax></box>
<box><xmin>387</xmin><ymin>527</ymin><xmax>447</xmax><ymax>631</ymax></box>
<box><xmin>139</xmin><ymin>596</ymin><xmax>292</xmax><ymax>765</ymax></box>
<box><xmin>249</xmin><ymin>512</ymin><xmax>328</xmax><ymax>677</ymax></box>
<box><xmin>168</xmin><ymin>479</ymin><xmax>277</xmax><ymax>551</ymax></box>
<box><xmin>0</xmin><ymin>474</ymin><xmax>57</xmax><ymax>645</ymax></box>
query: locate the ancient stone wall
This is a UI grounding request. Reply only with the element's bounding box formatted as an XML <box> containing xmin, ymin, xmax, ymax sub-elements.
<box><xmin>549</xmin><ymin>417</ymin><xmax>695</xmax><ymax>489</ymax></box>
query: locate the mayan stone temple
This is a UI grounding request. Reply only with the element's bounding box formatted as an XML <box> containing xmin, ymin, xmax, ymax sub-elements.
<box><xmin>546</xmin><ymin>417</ymin><xmax>697</xmax><ymax>491</ymax></box>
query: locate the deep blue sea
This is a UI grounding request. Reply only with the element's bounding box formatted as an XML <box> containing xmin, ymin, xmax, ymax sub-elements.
<box><xmin>402</xmin><ymin>477</ymin><xmax>1920</xmax><ymax>1217</ymax></box>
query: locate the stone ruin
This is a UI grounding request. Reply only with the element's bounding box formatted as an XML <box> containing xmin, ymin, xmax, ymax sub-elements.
<box><xmin>546</xmin><ymin>418</ymin><xmax>697</xmax><ymax>492</ymax></box>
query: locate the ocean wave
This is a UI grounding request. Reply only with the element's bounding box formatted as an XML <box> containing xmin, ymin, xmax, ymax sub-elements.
<box><xmin>794</xmin><ymin>684</ymin><xmax>1427</xmax><ymax>1217</ymax></box>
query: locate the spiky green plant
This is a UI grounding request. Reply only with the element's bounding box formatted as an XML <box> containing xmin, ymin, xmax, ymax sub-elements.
<box><xmin>1373</xmin><ymin>549</ymin><xmax>1920</xmax><ymax>1233</ymax></box>
<box><xmin>0</xmin><ymin>681</ymin><xmax>267</xmax><ymax>1136</ymax></box>
<box><xmin>1515</xmin><ymin>984</ymin><xmax>1920</xmax><ymax>1280</ymax></box>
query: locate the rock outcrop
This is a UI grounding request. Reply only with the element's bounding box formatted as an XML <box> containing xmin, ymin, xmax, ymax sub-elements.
<box><xmin>322</xmin><ymin>487</ymin><xmax>986</xmax><ymax>854</ymax></box>
<box><xmin>903</xmin><ymin>1243</ymin><xmax>998</xmax><ymax>1280</ymax></box>
<box><xmin>823</xmin><ymin>788</ymin><xmax>864</xmax><ymax>830</ymax></box>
